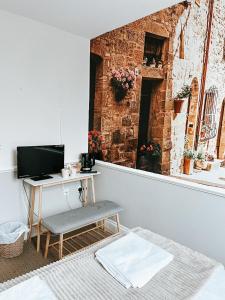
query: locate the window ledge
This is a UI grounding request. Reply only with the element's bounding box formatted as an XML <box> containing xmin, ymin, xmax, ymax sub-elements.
<box><xmin>96</xmin><ymin>160</ymin><xmax>225</xmax><ymax>198</ymax></box>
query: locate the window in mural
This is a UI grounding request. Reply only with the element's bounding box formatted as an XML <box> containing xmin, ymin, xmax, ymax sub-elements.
<box><xmin>143</xmin><ymin>33</ymin><xmax>165</xmax><ymax>67</ymax></box>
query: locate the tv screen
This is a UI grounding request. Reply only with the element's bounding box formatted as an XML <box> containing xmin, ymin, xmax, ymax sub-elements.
<box><xmin>17</xmin><ymin>145</ymin><xmax>64</xmax><ymax>179</ymax></box>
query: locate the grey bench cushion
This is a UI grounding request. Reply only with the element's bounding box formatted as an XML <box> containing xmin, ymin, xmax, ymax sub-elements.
<box><xmin>42</xmin><ymin>200</ymin><xmax>123</xmax><ymax>234</ymax></box>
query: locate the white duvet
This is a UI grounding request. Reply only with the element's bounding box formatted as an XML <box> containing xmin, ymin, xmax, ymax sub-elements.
<box><xmin>1</xmin><ymin>268</ymin><xmax>225</xmax><ymax>300</ymax></box>
<box><xmin>194</xmin><ymin>265</ymin><xmax>225</xmax><ymax>300</ymax></box>
<box><xmin>0</xmin><ymin>276</ymin><xmax>57</xmax><ymax>300</ymax></box>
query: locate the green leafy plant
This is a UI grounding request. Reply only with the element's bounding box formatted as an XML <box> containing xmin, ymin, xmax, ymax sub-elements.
<box><xmin>196</xmin><ymin>151</ymin><xmax>206</xmax><ymax>161</ymax></box>
<box><xmin>175</xmin><ymin>84</ymin><xmax>192</xmax><ymax>100</ymax></box>
<box><xmin>183</xmin><ymin>149</ymin><xmax>196</xmax><ymax>159</ymax></box>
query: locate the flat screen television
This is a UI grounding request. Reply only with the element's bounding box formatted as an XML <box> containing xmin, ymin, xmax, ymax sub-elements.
<box><xmin>17</xmin><ymin>145</ymin><xmax>64</xmax><ymax>180</ymax></box>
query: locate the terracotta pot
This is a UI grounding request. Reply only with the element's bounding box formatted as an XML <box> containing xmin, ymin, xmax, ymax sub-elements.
<box><xmin>195</xmin><ymin>160</ymin><xmax>208</xmax><ymax>170</ymax></box>
<box><xmin>195</xmin><ymin>160</ymin><xmax>203</xmax><ymax>170</ymax></box>
<box><xmin>183</xmin><ymin>157</ymin><xmax>194</xmax><ymax>175</ymax></box>
<box><xmin>202</xmin><ymin>161</ymin><xmax>208</xmax><ymax>170</ymax></box>
<box><xmin>174</xmin><ymin>99</ymin><xmax>185</xmax><ymax>113</ymax></box>
<box><xmin>206</xmin><ymin>163</ymin><xmax>212</xmax><ymax>171</ymax></box>
<box><xmin>149</xmin><ymin>63</ymin><xmax>156</xmax><ymax>68</ymax></box>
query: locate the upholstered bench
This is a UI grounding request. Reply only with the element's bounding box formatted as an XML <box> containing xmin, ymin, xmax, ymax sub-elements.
<box><xmin>43</xmin><ymin>200</ymin><xmax>123</xmax><ymax>259</ymax></box>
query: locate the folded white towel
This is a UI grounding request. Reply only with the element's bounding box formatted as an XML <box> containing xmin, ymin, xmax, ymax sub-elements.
<box><xmin>0</xmin><ymin>276</ymin><xmax>57</xmax><ymax>300</ymax></box>
<box><xmin>96</xmin><ymin>232</ymin><xmax>174</xmax><ymax>288</ymax></box>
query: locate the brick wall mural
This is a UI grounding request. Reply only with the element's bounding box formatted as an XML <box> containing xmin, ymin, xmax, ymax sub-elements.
<box><xmin>89</xmin><ymin>0</ymin><xmax>225</xmax><ymax>178</ymax></box>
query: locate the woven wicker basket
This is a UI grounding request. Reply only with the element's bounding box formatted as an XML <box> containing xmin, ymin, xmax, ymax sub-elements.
<box><xmin>0</xmin><ymin>233</ymin><xmax>24</xmax><ymax>258</ymax></box>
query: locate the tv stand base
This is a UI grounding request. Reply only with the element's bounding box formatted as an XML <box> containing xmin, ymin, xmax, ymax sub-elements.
<box><xmin>30</xmin><ymin>175</ymin><xmax>53</xmax><ymax>181</ymax></box>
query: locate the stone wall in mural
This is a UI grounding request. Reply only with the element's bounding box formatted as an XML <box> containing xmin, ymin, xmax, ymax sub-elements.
<box><xmin>89</xmin><ymin>0</ymin><xmax>225</xmax><ymax>179</ymax></box>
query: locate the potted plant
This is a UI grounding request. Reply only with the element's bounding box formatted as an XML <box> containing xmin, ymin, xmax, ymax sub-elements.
<box><xmin>138</xmin><ymin>141</ymin><xmax>161</xmax><ymax>173</ymax></box>
<box><xmin>183</xmin><ymin>149</ymin><xmax>196</xmax><ymax>175</ymax></box>
<box><xmin>143</xmin><ymin>57</ymin><xmax>148</xmax><ymax>66</ymax></box>
<box><xmin>204</xmin><ymin>152</ymin><xmax>215</xmax><ymax>171</ymax></box>
<box><xmin>174</xmin><ymin>84</ymin><xmax>192</xmax><ymax>113</ymax></box>
<box><xmin>195</xmin><ymin>151</ymin><xmax>207</xmax><ymax>170</ymax></box>
<box><xmin>88</xmin><ymin>130</ymin><xmax>103</xmax><ymax>160</ymax></box>
<box><xmin>149</xmin><ymin>57</ymin><xmax>156</xmax><ymax>68</ymax></box>
<box><xmin>111</xmin><ymin>68</ymin><xmax>136</xmax><ymax>102</ymax></box>
<box><xmin>157</xmin><ymin>59</ymin><xmax>163</xmax><ymax>69</ymax></box>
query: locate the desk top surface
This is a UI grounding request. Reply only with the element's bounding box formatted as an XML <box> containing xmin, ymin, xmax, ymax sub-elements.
<box><xmin>24</xmin><ymin>172</ymin><xmax>100</xmax><ymax>187</ymax></box>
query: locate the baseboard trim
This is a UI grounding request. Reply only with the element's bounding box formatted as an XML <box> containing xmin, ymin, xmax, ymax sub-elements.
<box><xmin>105</xmin><ymin>219</ymin><xmax>128</xmax><ymax>233</ymax></box>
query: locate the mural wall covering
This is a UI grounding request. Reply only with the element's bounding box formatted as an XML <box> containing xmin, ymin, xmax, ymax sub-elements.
<box><xmin>89</xmin><ymin>0</ymin><xmax>225</xmax><ymax>184</ymax></box>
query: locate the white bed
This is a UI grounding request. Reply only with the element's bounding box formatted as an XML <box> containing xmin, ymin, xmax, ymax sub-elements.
<box><xmin>1</xmin><ymin>227</ymin><xmax>225</xmax><ymax>299</ymax></box>
<box><xmin>1</xmin><ymin>266</ymin><xmax>225</xmax><ymax>300</ymax></box>
<box><xmin>194</xmin><ymin>266</ymin><xmax>225</xmax><ymax>299</ymax></box>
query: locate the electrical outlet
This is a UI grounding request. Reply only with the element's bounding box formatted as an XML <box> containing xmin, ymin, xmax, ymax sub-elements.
<box><xmin>78</xmin><ymin>187</ymin><xmax>83</xmax><ymax>193</ymax></box>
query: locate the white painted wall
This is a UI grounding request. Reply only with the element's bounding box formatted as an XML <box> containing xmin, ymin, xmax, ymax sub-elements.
<box><xmin>0</xmin><ymin>10</ymin><xmax>90</xmax><ymax>223</ymax></box>
<box><xmin>95</xmin><ymin>161</ymin><xmax>225</xmax><ymax>264</ymax></box>
<box><xmin>0</xmin><ymin>0</ymin><xmax>183</xmax><ymax>38</ymax></box>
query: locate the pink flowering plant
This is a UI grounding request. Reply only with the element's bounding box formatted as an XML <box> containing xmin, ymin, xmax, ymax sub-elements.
<box><xmin>111</xmin><ymin>68</ymin><xmax>136</xmax><ymax>101</ymax></box>
<box><xmin>88</xmin><ymin>130</ymin><xmax>103</xmax><ymax>154</ymax></box>
<box><xmin>139</xmin><ymin>141</ymin><xmax>161</xmax><ymax>158</ymax></box>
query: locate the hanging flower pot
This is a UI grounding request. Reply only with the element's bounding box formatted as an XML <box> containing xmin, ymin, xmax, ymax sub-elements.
<box><xmin>174</xmin><ymin>84</ymin><xmax>192</xmax><ymax>113</ymax></box>
<box><xmin>174</xmin><ymin>99</ymin><xmax>185</xmax><ymax>113</ymax></box>
<box><xmin>111</xmin><ymin>68</ymin><xmax>136</xmax><ymax>103</ymax></box>
<box><xmin>115</xmin><ymin>86</ymin><xmax>128</xmax><ymax>102</ymax></box>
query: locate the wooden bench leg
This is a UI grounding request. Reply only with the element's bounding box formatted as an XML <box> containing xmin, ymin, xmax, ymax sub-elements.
<box><xmin>115</xmin><ymin>214</ymin><xmax>120</xmax><ymax>233</ymax></box>
<box><xmin>59</xmin><ymin>233</ymin><xmax>63</xmax><ymax>260</ymax></box>
<box><xmin>102</xmin><ymin>219</ymin><xmax>105</xmax><ymax>232</ymax></box>
<box><xmin>44</xmin><ymin>231</ymin><xmax>51</xmax><ymax>259</ymax></box>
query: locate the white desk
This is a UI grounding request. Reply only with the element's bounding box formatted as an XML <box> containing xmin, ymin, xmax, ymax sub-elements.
<box><xmin>24</xmin><ymin>172</ymin><xmax>100</xmax><ymax>252</ymax></box>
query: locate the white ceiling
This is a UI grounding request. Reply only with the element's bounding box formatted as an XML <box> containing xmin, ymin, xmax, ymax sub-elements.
<box><xmin>0</xmin><ymin>0</ymin><xmax>182</xmax><ymax>39</ymax></box>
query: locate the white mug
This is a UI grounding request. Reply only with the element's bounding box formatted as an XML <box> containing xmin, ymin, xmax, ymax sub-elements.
<box><xmin>71</xmin><ymin>167</ymin><xmax>77</xmax><ymax>176</ymax></box>
<box><xmin>61</xmin><ymin>168</ymin><xmax>70</xmax><ymax>178</ymax></box>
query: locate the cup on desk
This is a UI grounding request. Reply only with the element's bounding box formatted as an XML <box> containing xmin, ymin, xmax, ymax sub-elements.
<box><xmin>61</xmin><ymin>168</ymin><xmax>70</xmax><ymax>178</ymax></box>
<box><xmin>76</xmin><ymin>162</ymin><xmax>82</xmax><ymax>173</ymax></box>
<box><xmin>70</xmin><ymin>167</ymin><xmax>77</xmax><ymax>176</ymax></box>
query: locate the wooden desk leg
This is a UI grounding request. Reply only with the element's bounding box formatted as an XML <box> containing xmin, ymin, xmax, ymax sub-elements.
<box><xmin>59</xmin><ymin>233</ymin><xmax>63</xmax><ymax>259</ymax></box>
<box><xmin>37</xmin><ymin>186</ymin><xmax>43</xmax><ymax>252</ymax></box>
<box><xmin>102</xmin><ymin>219</ymin><xmax>105</xmax><ymax>232</ymax></box>
<box><xmin>91</xmin><ymin>176</ymin><xmax>99</xmax><ymax>227</ymax></box>
<box><xmin>83</xmin><ymin>179</ymin><xmax>88</xmax><ymax>206</ymax></box>
<box><xmin>28</xmin><ymin>186</ymin><xmax>36</xmax><ymax>241</ymax></box>
<box><xmin>91</xmin><ymin>176</ymin><xmax>96</xmax><ymax>203</ymax></box>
